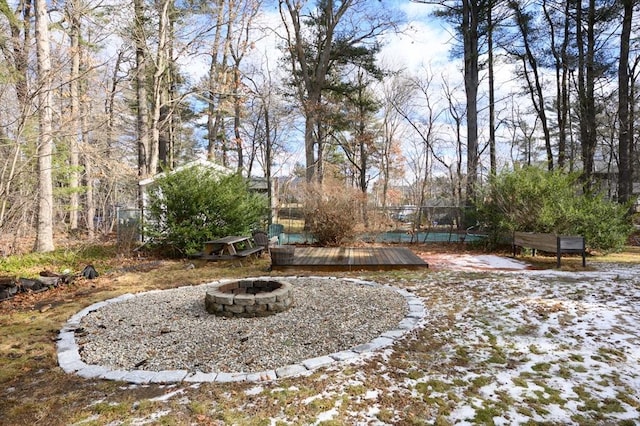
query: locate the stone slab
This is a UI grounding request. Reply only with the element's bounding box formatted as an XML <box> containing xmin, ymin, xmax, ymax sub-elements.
<box><xmin>381</xmin><ymin>329</ymin><xmax>408</xmax><ymax>339</ymax></box>
<box><xmin>184</xmin><ymin>371</ymin><xmax>218</xmax><ymax>382</ymax></box>
<box><xmin>275</xmin><ymin>364</ymin><xmax>308</xmax><ymax>378</ymax></box>
<box><xmin>302</xmin><ymin>356</ymin><xmax>334</xmax><ymax>371</ymax></box>
<box><xmin>215</xmin><ymin>372</ymin><xmax>248</xmax><ymax>383</ymax></box>
<box><xmin>76</xmin><ymin>365</ymin><xmax>111</xmax><ymax>379</ymax></box>
<box><xmin>99</xmin><ymin>369</ymin><xmax>129</xmax><ymax>381</ymax></box>
<box><xmin>56</xmin><ymin>332</ymin><xmax>76</xmax><ymax>352</ymax></box>
<box><xmin>245</xmin><ymin>370</ymin><xmax>278</xmax><ymax>382</ymax></box>
<box><xmin>352</xmin><ymin>336</ymin><xmax>394</xmax><ymax>353</ymax></box>
<box><xmin>57</xmin><ymin>350</ymin><xmax>84</xmax><ymax>372</ymax></box>
<box><xmin>398</xmin><ymin>317</ymin><xmax>420</xmax><ymax>329</ymax></box>
<box><xmin>122</xmin><ymin>370</ymin><xmax>158</xmax><ymax>384</ymax></box>
<box><xmin>150</xmin><ymin>370</ymin><xmax>189</xmax><ymax>383</ymax></box>
<box><xmin>329</xmin><ymin>350</ymin><xmax>360</xmax><ymax>362</ymax></box>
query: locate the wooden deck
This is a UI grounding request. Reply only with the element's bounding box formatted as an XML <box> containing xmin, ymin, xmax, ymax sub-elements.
<box><xmin>270</xmin><ymin>247</ymin><xmax>429</xmax><ymax>271</ymax></box>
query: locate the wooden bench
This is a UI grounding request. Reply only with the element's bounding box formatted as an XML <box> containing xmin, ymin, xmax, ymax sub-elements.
<box><xmin>199</xmin><ymin>254</ymin><xmax>236</xmax><ymax>261</ymax></box>
<box><xmin>513</xmin><ymin>231</ymin><xmax>586</xmax><ymax>267</ymax></box>
<box><xmin>234</xmin><ymin>246</ymin><xmax>264</xmax><ymax>258</ymax></box>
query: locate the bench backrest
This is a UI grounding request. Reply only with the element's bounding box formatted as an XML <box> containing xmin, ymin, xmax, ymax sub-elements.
<box><xmin>514</xmin><ymin>232</ymin><xmax>584</xmax><ymax>252</ymax></box>
<box><xmin>513</xmin><ymin>232</ymin><xmax>557</xmax><ymax>252</ymax></box>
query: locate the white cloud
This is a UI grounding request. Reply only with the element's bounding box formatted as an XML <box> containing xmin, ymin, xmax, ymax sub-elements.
<box><xmin>379</xmin><ymin>20</ymin><xmax>455</xmax><ymax>73</ymax></box>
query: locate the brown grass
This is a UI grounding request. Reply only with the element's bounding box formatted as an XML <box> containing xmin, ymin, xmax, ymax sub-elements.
<box><xmin>1</xmin><ymin>243</ymin><xmax>639</xmax><ymax>424</ymax></box>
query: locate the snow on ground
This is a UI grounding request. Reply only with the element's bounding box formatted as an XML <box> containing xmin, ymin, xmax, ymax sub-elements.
<box><xmin>297</xmin><ymin>258</ymin><xmax>640</xmax><ymax>424</ymax></box>
<box><xmin>377</xmin><ymin>260</ymin><xmax>640</xmax><ymax>424</ymax></box>
<box><xmin>436</xmin><ymin>254</ymin><xmax>530</xmax><ymax>271</ymax></box>
<box><xmin>122</xmin><ymin>254</ymin><xmax>640</xmax><ymax>425</ymax></box>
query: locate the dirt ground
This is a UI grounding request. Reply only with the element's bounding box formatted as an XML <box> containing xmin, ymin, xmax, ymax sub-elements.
<box><xmin>0</xmin><ymin>242</ymin><xmax>625</xmax><ymax>425</ymax></box>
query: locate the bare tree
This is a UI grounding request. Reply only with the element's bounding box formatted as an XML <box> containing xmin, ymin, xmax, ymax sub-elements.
<box><xmin>66</xmin><ymin>0</ymin><xmax>83</xmax><ymax>231</ymax></box>
<box><xmin>0</xmin><ymin>0</ymin><xmax>32</xmax><ymax>237</ymax></box>
<box><xmin>34</xmin><ymin>0</ymin><xmax>54</xmax><ymax>251</ymax></box>
<box><xmin>206</xmin><ymin>0</ymin><xmax>233</xmax><ymax>166</ymax></box>
<box><xmin>506</xmin><ymin>1</ymin><xmax>553</xmax><ymax>170</ymax></box>
<box><xmin>442</xmin><ymin>77</ymin><xmax>466</xmax><ymax>212</ymax></box>
<box><xmin>413</xmin><ymin>0</ymin><xmax>485</xmax><ymax>205</ymax></box>
<box><xmin>229</xmin><ymin>0</ymin><xmax>262</xmax><ymax>173</ymax></box>
<box><xmin>379</xmin><ymin>74</ymin><xmax>409</xmax><ymax>209</ymax></box>
<box><xmin>391</xmin><ymin>71</ymin><xmax>450</xmax><ymax>230</ymax></box>
<box><xmin>244</xmin><ymin>53</ymin><xmax>295</xmax><ymax>224</ymax></box>
<box><xmin>134</xmin><ymin>0</ymin><xmax>150</xmax><ymax>185</ymax></box>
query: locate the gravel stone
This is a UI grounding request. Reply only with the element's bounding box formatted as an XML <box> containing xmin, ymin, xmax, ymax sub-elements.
<box><xmin>75</xmin><ymin>277</ymin><xmax>408</xmax><ymax>374</ymax></box>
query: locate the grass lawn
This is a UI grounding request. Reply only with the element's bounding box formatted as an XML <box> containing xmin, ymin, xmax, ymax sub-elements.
<box><xmin>1</xmin><ymin>243</ymin><xmax>640</xmax><ymax>425</ymax></box>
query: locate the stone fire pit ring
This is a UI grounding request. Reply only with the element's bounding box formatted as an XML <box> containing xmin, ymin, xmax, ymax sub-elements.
<box><xmin>204</xmin><ymin>279</ymin><xmax>293</xmax><ymax>317</ymax></box>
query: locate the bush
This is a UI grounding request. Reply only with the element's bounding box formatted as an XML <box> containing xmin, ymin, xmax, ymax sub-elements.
<box><xmin>476</xmin><ymin>166</ymin><xmax>633</xmax><ymax>252</ymax></box>
<box><xmin>144</xmin><ymin>167</ymin><xmax>268</xmax><ymax>256</ymax></box>
<box><xmin>301</xmin><ymin>180</ymin><xmax>360</xmax><ymax>246</ymax></box>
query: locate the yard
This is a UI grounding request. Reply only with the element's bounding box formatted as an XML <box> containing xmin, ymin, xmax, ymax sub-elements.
<box><xmin>1</xmin><ymin>244</ymin><xmax>640</xmax><ymax>425</ymax></box>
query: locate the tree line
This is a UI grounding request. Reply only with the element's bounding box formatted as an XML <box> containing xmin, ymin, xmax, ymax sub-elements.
<box><xmin>0</xmin><ymin>0</ymin><xmax>638</xmax><ymax>252</ymax></box>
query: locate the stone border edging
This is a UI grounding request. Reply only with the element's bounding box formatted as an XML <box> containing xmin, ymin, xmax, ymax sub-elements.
<box><xmin>56</xmin><ymin>276</ymin><xmax>426</xmax><ymax>384</ymax></box>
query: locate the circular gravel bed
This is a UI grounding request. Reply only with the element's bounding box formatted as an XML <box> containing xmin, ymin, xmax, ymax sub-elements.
<box><xmin>75</xmin><ymin>277</ymin><xmax>409</xmax><ymax>374</ymax></box>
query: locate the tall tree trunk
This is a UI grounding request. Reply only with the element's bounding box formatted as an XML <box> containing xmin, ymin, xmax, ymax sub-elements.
<box><xmin>150</xmin><ymin>0</ymin><xmax>171</xmax><ymax>175</ymax></box>
<box><xmin>487</xmin><ymin>4</ymin><xmax>496</xmax><ymax>176</ymax></box>
<box><xmin>206</xmin><ymin>0</ymin><xmax>225</xmax><ymax>161</ymax></box>
<box><xmin>630</xmin><ymin>58</ymin><xmax>639</xmax><ymax>188</ymax></box>
<box><xmin>229</xmin><ymin>0</ymin><xmax>261</xmax><ymax>173</ymax></box>
<box><xmin>305</xmin><ymin>105</ymin><xmax>319</xmax><ymax>183</ymax></box>
<box><xmin>34</xmin><ymin>0</ymin><xmax>54</xmax><ymax>252</ymax></box>
<box><xmin>617</xmin><ymin>0</ymin><xmax>633</xmax><ymax>203</ymax></box>
<box><xmin>167</xmin><ymin>18</ymin><xmax>176</xmax><ymax>169</ymax></box>
<box><xmin>68</xmin><ymin>0</ymin><xmax>81</xmax><ymax>230</ymax></box>
<box><xmin>82</xmin><ymin>116</ymin><xmax>95</xmax><ymax>237</ymax></box>
<box><xmin>134</xmin><ymin>0</ymin><xmax>150</xmax><ymax>212</ymax></box>
<box><xmin>233</xmin><ymin>64</ymin><xmax>243</xmax><ymax>173</ymax></box>
<box><xmin>264</xmin><ymin>106</ymin><xmax>273</xmax><ymax>224</ymax></box>
<box><xmin>542</xmin><ymin>0</ymin><xmax>571</xmax><ymax>169</ymax></box>
<box><xmin>577</xmin><ymin>0</ymin><xmax>598</xmax><ymax>188</ymax></box>
<box><xmin>463</xmin><ymin>0</ymin><xmax>479</xmax><ymax>204</ymax></box>
<box><xmin>213</xmin><ymin>0</ymin><xmax>235</xmax><ymax>167</ymax></box>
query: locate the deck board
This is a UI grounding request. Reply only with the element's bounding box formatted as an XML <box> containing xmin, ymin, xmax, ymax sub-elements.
<box><xmin>270</xmin><ymin>247</ymin><xmax>428</xmax><ymax>271</ymax></box>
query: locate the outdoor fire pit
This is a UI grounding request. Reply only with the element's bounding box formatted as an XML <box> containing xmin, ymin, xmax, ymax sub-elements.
<box><xmin>204</xmin><ymin>279</ymin><xmax>293</xmax><ymax>317</ymax></box>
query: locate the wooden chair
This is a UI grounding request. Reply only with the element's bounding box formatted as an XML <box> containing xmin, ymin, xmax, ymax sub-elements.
<box><xmin>252</xmin><ymin>231</ymin><xmax>270</xmax><ymax>252</ymax></box>
<box><xmin>268</xmin><ymin>223</ymin><xmax>284</xmax><ymax>241</ymax></box>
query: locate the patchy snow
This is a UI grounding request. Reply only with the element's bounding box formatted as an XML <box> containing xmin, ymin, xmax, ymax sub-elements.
<box><xmin>314</xmin><ymin>407</ymin><xmax>338</xmax><ymax>424</ymax></box>
<box><xmin>245</xmin><ymin>385</ymin><xmax>263</xmax><ymax>396</ymax></box>
<box><xmin>150</xmin><ymin>388</ymin><xmax>185</xmax><ymax>402</ymax></box>
<box><xmin>87</xmin><ymin>255</ymin><xmax>640</xmax><ymax>425</ymax></box>
<box><xmin>422</xmin><ymin>252</ymin><xmax>531</xmax><ymax>270</ymax></box>
<box><xmin>448</xmin><ymin>254</ymin><xmax>530</xmax><ymax>270</ymax></box>
<box><xmin>402</xmin><ymin>261</ymin><xmax>640</xmax><ymax>424</ymax></box>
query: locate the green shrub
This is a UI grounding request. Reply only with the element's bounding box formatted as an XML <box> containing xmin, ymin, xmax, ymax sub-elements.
<box><xmin>476</xmin><ymin>166</ymin><xmax>633</xmax><ymax>252</ymax></box>
<box><xmin>144</xmin><ymin>167</ymin><xmax>268</xmax><ymax>256</ymax></box>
